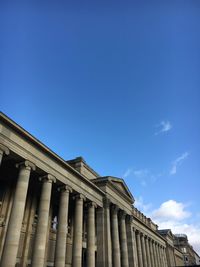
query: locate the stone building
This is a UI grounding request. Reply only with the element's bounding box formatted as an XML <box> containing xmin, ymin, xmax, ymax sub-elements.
<box><xmin>0</xmin><ymin>112</ymin><xmax>192</xmax><ymax>267</ymax></box>
<box><xmin>174</xmin><ymin>234</ymin><xmax>199</xmax><ymax>266</ymax></box>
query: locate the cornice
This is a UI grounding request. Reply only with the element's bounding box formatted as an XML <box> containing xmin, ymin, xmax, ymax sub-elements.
<box><xmin>0</xmin><ymin>112</ymin><xmax>105</xmax><ymax>196</ymax></box>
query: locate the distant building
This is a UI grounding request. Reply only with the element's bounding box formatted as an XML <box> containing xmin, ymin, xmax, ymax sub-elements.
<box><xmin>0</xmin><ymin>112</ymin><xmax>198</xmax><ymax>267</ymax></box>
<box><xmin>174</xmin><ymin>234</ymin><xmax>199</xmax><ymax>266</ymax></box>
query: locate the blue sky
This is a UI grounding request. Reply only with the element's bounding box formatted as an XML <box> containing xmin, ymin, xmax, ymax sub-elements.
<box><xmin>1</xmin><ymin>0</ymin><xmax>200</xmax><ymax>253</ymax></box>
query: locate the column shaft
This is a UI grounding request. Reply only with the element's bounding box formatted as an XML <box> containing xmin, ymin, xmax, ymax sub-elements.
<box><xmin>154</xmin><ymin>242</ymin><xmax>159</xmax><ymax>267</ymax></box>
<box><xmin>141</xmin><ymin>235</ymin><xmax>147</xmax><ymax>267</ymax></box>
<box><xmin>0</xmin><ymin>161</ymin><xmax>34</xmax><ymax>267</ymax></box>
<box><xmin>163</xmin><ymin>248</ymin><xmax>168</xmax><ymax>267</ymax></box>
<box><xmin>132</xmin><ymin>229</ymin><xmax>139</xmax><ymax>267</ymax></box>
<box><xmin>87</xmin><ymin>202</ymin><xmax>96</xmax><ymax>267</ymax></box>
<box><xmin>120</xmin><ymin>213</ymin><xmax>129</xmax><ymax>267</ymax></box>
<box><xmin>126</xmin><ymin>218</ymin><xmax>138</xmax><ymax>267</ymax></box>
<box><xmin>72</xmin><ymin>194</ymin><xmax>85</xmax><ymax>267</ymax></box>
<box><xmin>158</xmin><ymin>245</ymin><xmax>162</xmax><ymax>267</ymax></box>
<box><xmin>104</xmin><ymin>199</ymin><xmax>112</xmax><ymax>267</ymax></box>
<box><xmin>136</xmin><ymin>232</ymin><xmax>143</xmax><ymax>267</ymax></box>
<box><xmin>32</xmin><ymin>175</ymin><xmax>55</xmax><ymax>267</ymax></box>
<box><xmin>54</xmin><ymin>186</ymin><xmax>71</xmax><ymax>267</ymax></box>
<box><xmin>145</xmin><ymin>238</ymin><xmax>151</xmax><ymax>267</ymax></box>
<box><xmin>149</xmin><ymin>240</ymin><xmax>155</xmax><ymax>267</ymax></box>
<box><xmin>111</xmin><ymin>206</ymin><xmax>121</xmax><ymax>267</ymax></box>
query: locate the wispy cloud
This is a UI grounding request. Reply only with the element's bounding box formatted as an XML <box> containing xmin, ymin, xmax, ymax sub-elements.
<box><xmin>123</xmin><ymin>168</ymin><xmax>132</xmax><ymax>178</ymax></box>
<box><xmin>123</xmin><ymin>168</ymin><xmax>162</xmax><ymax>186</ymax></box>
<box><xmin>170</xmin><ymin>152</ymin><xmax>189</xmax><ymax>175</ymax></box>
<box><xmin>155</xmin><ymin>120</ymin><xmax>172</xmax><ymax>135</ymax></box>
<box><xmin>135</xmin><ymin>196</ymin><xmax>152</xmax><ymax>213</ymax></box>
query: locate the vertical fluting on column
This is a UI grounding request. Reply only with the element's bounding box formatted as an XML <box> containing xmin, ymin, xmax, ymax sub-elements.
<box><xmin>72</xmin><ymin>194</ymin><xmax>85</xmax><ymax>267</ymax></box>
<box><xmin>141</xmin><ymin>234</ymin><xmax>147</xmax><ymax>267</ymax></box>
<box><xmin>119</xmin><ymin>211</ymin><xmax>129</xmax><ymax>267</ymax></box>
<box><xmin>163</xmin><ymin>247</ymin><xmax>168</xmax><ymax>267</ymax></box>
<box><xmin>103</xmin><ymin>198</ymin><xmax>112</xmax><ymax>267</ymax></box>
<box><xmin>54</xmin><ymin>185</ymin><xmax>72</xmax><ymax>267</ymax></box>
<box><xmin>111</xmin><ymin>205</ymin><xmax>121</xmax><ymax>267</ymax></box>
<box><xmin>31</xmin><ymin>174</ymin><xmax>55</xmax><ymax>267</ymax></box>
<box><xmin>155</xmin><ymin>243</ymin><xmax>160</xmax><ymax>267</ymax></box>
<box><xmin>87</xmin><ymin>201</ymin><xmax>97</xmax><ymax>267</ymax></box>
<box><xmin>126</xmin><ymin>217</ymin><xmax>138</xmax><ymax>267</ymax></box>
<box><xmin>149</xmin><ymin>239</ymin><xmax>155</xmax><ymax>267</ymax></box>
<box><xmin>0</xmin><ymin>161</ymin><xmax>35</xmax><ymax>267</ymax></box>
<box><xmin>154</xmin><ymin>242</ymin><xmax>159</xmax><ymax>267</ymax></box>
<box><xmin>153</xmin><ymin>241</ymin><xmax>158</xmax><ymax>267</ymax></box>
<box><xmin>157</xmin><ymin>245</ymin><xmax>162</xmax><ymax>267</ymax></box>
<box><xmin>136</xmin><ymin>231</ymin><xmax>143</xmax><ymax>267</ymax></box>
<box><xmin>132</xmin><ymin>228</ymin><xmax>139</xmax><ymax>267</ymax></box>
<box><xmin>145</xmin><ymin>237</ymin><xmax>151</xmax><ymax>267</ymax></box>
<box><xmin>157</xmin><ymin>244</ymin><xmax>162</xmax><ymax>267</ymax></box>
<box><xmin>0</xmin><ymin>144</ymin><xmax>9</xmax><ymax>166</ymax></box>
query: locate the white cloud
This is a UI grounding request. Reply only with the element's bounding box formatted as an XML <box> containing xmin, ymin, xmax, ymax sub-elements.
<box><xmin>155</xmin><ymin>120</ymin><xmax>172</xmax><ymax>135</ymax></box>
<box><xmin>149</xmin><ymin>199</ymin><xmax>200</xmax><ymax>255</ymax></box>
<box><xmin>135</xmin><ymin>196</ymin><xmax>152</xmax><ymax>213</ymax></box>
<box><xmin>170</xmin><ymin>152</ymin><xmax>189</xmax><ymax>175</ymax></box>
<box><xmin>151</xmin><ymin>200</ymin><xmax>191</xmax><ymax>221</ymax></box>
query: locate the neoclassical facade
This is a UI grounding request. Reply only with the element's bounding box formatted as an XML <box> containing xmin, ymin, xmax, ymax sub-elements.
<box><xmin>0</xmin><ymin>112</ymin><xmax>183</xmax><ymax>267</ymax></box>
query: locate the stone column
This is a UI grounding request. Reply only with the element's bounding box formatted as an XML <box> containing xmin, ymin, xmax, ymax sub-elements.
<box><xmin>149</xmin><ymin>239</ymin><xmax>155</xmax><ymax>267</ymax></box>
<box><xmin>111</xmin><ymin>205</ymin><xmax>121</xmax><ymax>267</ymax></box>
<box><xmin>132</xmin><ymin>228</ymin><xmax>139</xmax><ymax>267</ymax></box>
<box><xmin>119</xmin><ymin>211</ymin><xmax>129</xmax><ymax>267</ymax></box>
<box><xmin>155</xmin><ymin>243</ymin><xmax>160</xmax><ymax>267</ymax></box>
<box><xmin>0</xmin><ymin>144</ymin><xmax>9</xmax><ymax>166</ymax></box>
<box><xmin>158</xmin><ymin>245</ymin><xmax>162</xmax><ymax>267</ymax></box>
<box><xmin>0</xmin><ymin>160</ymin><xmax>35</xmax><ymax>267</ymax></box>
<box><xmin>72</xmin><ymin>194</ymin><xmax>85</xmax><ymax>267</ymax></box>
<box><xmin>87</xmin><ymin>202</ymin><xmax>97</xmax><ymax>267</ymax></box>
<box><xmin>153</xmin><ymin>242</ymin><xmax>159</xmax><ymax>267</ymax></box>
<box><xmin>136</xmin><ymin>231</ymin><xmax>143</xmax><ymax>267</ymax></box>
<box><xmin>141</xmin><ymin>234</ymin><xmax>147</xmax><ymax>267</ymax></box>
<box><xmin>31</xmin><ymin>174</ymin><xmax>55</xmax><ymax>267</ymax></box>
<box><xmin>145</xmin><ymin>237</ymin><xmax>151</xmax><ymax>267</ymax></box>
<box><xmin>126</xmin><ymin>217</ymin><xmax>138</xmax><ymax>267</ymax></box>
<box><xmin>54</xmin><ymin>185</ymin><xmax>72</xmax><ymax>267</ymax></box>
<box><xmin>163</xmin><ymin>247</ymin><xmax>168</xmax><ymax>267</ymax></box>
<box><xmin>104</xmin><ymin>198</ymin><xmax>112</xmax><ymax>267</ymax></box>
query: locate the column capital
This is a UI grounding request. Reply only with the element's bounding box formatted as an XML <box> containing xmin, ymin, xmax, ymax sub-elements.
<box><xmin>103</xmin><ymin>197</ymin><xmax>111</xmax><ymax>208</ymax></box>
<box><xmin>119</xmin><ymin>210</ymin><xmax>127</xmax><ymax>220</ymax></box>
<box><xmin>111</xmin><ymin>204</ymin><xmax>119</xmax><ymax>215</ymax></box>
<box><xmin>140</xmin><ymin>232</ymin><xmax>144</xmax><ymax>237</ymax></box>
<box><xmin>135</xmin><ymin>229</ymin><xmax>140</xmax><ymax>235</ymax></box>
<box><xmin>39</xmin><ymin>174</ymin><xmax>56</xmax><ymax>183</ymax></box>
<box><xmin>86</xmin><ymin>201</ymin><xmax>97</xmax><ymax>208</ymax></box>
<box><xmin>0</xmin><ymin>144</ymin><xmax>10</xmax><ymax>155</ymax></box>
<box><xmin>73</xmin><ymin>193</ymin><xmax>86</xmax><ymax>201</ymax></box>
<box><xmin>126</xmin><ymin>214</ymin><xmax>134</xmax><ymax>224</ymax></box>
<box><xmin>16</xmin><ymin>160</ymin><xmax>36</xmax><ymax>171</ymax></box>
<box><xmin>58</xmin><ymin>184</ymin><xmax>72</xmax><ymax>193</ymax></box>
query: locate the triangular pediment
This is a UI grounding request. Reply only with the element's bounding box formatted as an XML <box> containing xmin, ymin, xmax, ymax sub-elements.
<box><xmin>99</xmin><ymin>176</ymin><xmax>134</xmax><ymax>203</ymax></box>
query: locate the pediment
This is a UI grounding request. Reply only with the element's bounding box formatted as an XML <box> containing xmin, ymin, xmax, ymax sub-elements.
<box><xmin>101</xmin><ymin>176</ymin><xmax>134</xmax><ymax>203</ymax></box>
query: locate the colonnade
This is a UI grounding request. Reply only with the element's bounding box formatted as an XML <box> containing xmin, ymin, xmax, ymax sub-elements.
<box><xmin>134</xmin><ymin>230</ymin><xmax>168</xmax><ymax>267</ymax></box>
<box><xmin>0</xmin><ymin>145</ymin><xmax>168</xmax><ymax>267</ymax></box>
<box><xmin>104</xmin><ymin>199</ymin><xmax>168</xmax><ymax>267</ymax></box>
<box><xmin>0</xmin><ymin>146</ymin><xmax>97</xmax><ymax>267</ymax></box>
